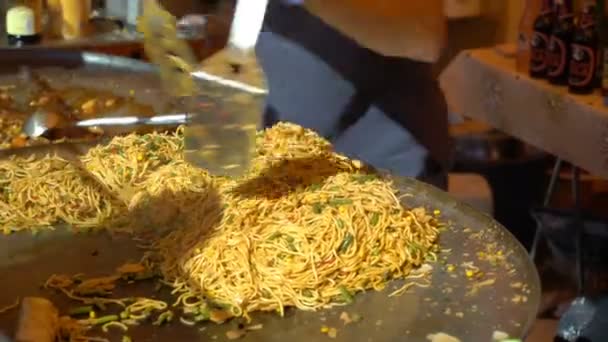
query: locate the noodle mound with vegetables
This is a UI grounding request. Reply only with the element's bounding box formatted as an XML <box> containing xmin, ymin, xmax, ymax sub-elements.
<box><xmin>0</xmin><ymin>122</ymin><xmax>441</xmax><ymax>319</ymax></box>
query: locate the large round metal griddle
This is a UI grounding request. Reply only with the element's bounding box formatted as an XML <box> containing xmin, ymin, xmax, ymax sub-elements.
<box><xmin>0</xmin><ymin>50</ymin><xmax>540</xmax><ymax>341</ymax></box>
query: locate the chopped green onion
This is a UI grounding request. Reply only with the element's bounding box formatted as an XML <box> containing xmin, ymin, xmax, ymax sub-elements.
<box><xmin>370</xmin><ymin>213</ymin><xmax>380</xmax><ymax>226</ymax></box>
<box><xmin>268</xmin><ymin>232</ymin><xmax>282</xmax><ymax>240</ymax></box>
<box><xmin>308</xmin><ymin>183</ymin><xmax>321</xmax><ymax>191</ymax></box>
<box><xmin>329</xmin><ymin>198</ymin><xmax>353</xmax><ymax>206</ymax></box>
<box><xmin>338</xmin><ymin>286</ymin><xmax>354</xmax><ymax>304</ymax></box>
<box><xmin>338</xmin><ymin>233</ymin><xmax>354</xmax><ymax>253</ymax></box>
<box><xmin>90</xmin><ymin>314</ymin><xmax>119</xmax><ymax>325</ymax></box>
<box><xmin>153</xmin><ymin>311</ymin><xmax>174</xmax><ymax>326</ymax></box>
<box><xmin>68</xmin><ymin>306</ymin><xmax>94</xmax><ymax>317</ymax></box>
<box><xmin>352</xmin><ymin>174</ymin><xmax>377</xmax><ymax>183</ymax></box>
<box><xmin>312</xmin><ymin>203</ymin><xmax>324</xmax><ymax>214</ymax></box>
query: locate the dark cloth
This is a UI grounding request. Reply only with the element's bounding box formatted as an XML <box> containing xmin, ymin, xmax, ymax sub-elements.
<box><xmin>256</xmin><ymin>2</ymin><xmax>450</xmax><ymax>189</ymax></box>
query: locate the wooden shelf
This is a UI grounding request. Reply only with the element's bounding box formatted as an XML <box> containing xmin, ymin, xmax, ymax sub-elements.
<box><xmin>440</xmin><ymin>47</ymin><xmax>608</xmax><ymax>179</ymax></box>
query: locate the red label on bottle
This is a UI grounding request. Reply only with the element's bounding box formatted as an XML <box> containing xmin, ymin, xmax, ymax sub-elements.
<box><xmin>569</xmin><ymin>43</ymin><xmax>596</xmax><ymax>87</ymax></box>
<box><xmin>530</xmin><ymin>32</ymin><xmax>549</xmax><ymax>72</ymax></box>
<box><xmin>547</xmin><ymin>36</ymin><xmax>567</xmax><ymax>77</ymax></box>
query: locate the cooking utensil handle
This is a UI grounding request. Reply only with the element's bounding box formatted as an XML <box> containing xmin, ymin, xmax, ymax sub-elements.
<box><xmin>226</xmin><ymin>0</ymin><xmax>269</xmax><ymax>62</ymax></box>
<box><xmin>75</xmin><ymin>114</ymin><xmax>189</xmax><ymax>127</ymax></box>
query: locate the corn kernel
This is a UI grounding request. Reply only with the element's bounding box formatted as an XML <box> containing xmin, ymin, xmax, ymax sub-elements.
<box><xmin>433</xmin><ymin>210</ymin><xmax>441</xmax><ymax>216</ymax></box>
<box><xmin>320</xmin><ymin>326</ymin><xmax>329</xmax><ymax>333</ymax></box>
<box><xmin>89</xmin><ymin>311</ymin><xmax>96</xmax><ymax>319</ymax></box>
<box><xmin>465</xmin><ymin>270</ymin><xmax>474</xmax><ymax>278</ymax></box>
<box><xmin>446</xmin><ymin>265</ymin><xmax>455</xmax><ymax>272</ymax></box>
<box><xmin>81</xmin><ymin>99</ymin><xmax>97</xmax><ymax>115</ymax></box>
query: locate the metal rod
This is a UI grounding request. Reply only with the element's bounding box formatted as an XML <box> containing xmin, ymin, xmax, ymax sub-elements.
<box><xmin>544</xmin><ymin>158</ymin><xmax>563</xmax><ymax>207</ymax></box>
<box><xmin>531</xmin><ymin>158</ymin><xmax>563</xmax><ymax>260</ymax></box>
<box><xmin>572</xmin><ymin>166</ymin><xmax>585</xmax><ymax>295</ymax></box>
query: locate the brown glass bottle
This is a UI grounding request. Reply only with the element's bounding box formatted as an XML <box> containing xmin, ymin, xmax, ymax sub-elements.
<box><xmin>519</xmin><ymin>0</ymin><xmax>544</xmax><ymax>73</ymax></box>
<box><xmin>568</xmin><ymin>1</ymin><xmax>599</xmax><ymax>94</ymax></box>
<box><xmin>598</xmin><ymin>0</ymin><xmax>608</xmax><ymax>102</ymax></box>
<box><xmin>530</xmin><ymin>0</ymin><xmax>555</xmax><ymax>78</ymax></box>
<box><xmin>546</xmin><ymin>0</ymin><xmax>575</xmax><ymax>85</ymax></box>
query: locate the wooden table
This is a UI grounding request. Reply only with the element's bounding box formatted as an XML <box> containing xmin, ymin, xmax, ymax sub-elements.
<box><xmin>440</xmin><ymin>47</ymin><xmax>608</xmax><ymax>179</ymax></box>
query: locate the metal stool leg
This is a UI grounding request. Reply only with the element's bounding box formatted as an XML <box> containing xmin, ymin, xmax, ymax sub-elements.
<box><xmin>530</xmin><ymin>158</ymin><xmax>563</xmax><ymax>260</ymax></box>
<box><xmin>571</xmin><ymin>166</ymin><xmax>585</xmax><ymax>295</ymax></box>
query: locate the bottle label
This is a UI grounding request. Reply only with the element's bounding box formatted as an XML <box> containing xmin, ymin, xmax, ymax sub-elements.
<box><xmin>569</xmin><ymin>44</ymin><xmax>596</xmax><ymax>87</ymax></box>
<box><xmin>547</xmin><ymin>36</ymin><xmax>568</xmax><ymax>77</ymax></box>
<box><xmin>530</xmin><ymin>31</ymin><xmax>549</xmax><ymax>72</ymax></box>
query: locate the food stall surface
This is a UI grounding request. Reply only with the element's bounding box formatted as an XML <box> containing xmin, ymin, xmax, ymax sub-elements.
<box><xmin>0</xmin><ymin>50</ymin><xmax>540</xmax><ymax>341</ymax></box>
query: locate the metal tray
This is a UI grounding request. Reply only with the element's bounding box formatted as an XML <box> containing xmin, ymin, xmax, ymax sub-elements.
<box><xmin>0</xmin><ymin>169</ymin><xmax>540</xmax><ymax>342</ymax></box>
<box><xmin>0</xmin><ymin>50</ymin><xmax>540</xmax><ymax>341</ymax></box>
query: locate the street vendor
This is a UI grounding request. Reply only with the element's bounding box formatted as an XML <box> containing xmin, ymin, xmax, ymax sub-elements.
<box><xmin>258</xmin><ymin>0</ymin><xmax>450</xmax><ymax>188</ymax></box>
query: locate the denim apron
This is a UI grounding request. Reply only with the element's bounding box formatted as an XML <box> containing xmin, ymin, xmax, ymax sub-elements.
<box><xmin>256</xmin><ymin>2</ymin><xmax>450</xmax><ymax>188</ymax></box>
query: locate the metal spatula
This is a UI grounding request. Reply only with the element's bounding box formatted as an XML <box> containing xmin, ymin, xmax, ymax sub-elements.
<box><xmin>139</xmin><ymin>0</ymin><xmax>268</xmax><ymax>177</ymax></box>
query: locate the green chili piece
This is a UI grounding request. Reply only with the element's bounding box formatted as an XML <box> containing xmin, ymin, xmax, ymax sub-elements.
<box><xmin>153</xmin><ymin>311</ymin><xmax>174</xmax><ymax>326</ymax></box>
<box><xmin>329</xmin><ymin>198</ymin><xmax>353</xmax><ymax>206</ymax></box>
<box><xmin>69</xmin><ymin>306</ymin><xmax>94</xmax><ymax>316</ymax></box>
<box><xmin>370</xmin><ymin>212</ymin><xmax>380</xmax><ymax>226</ymax></box>
<box><xmin>338</xmin><ymin>286</ymin><xmax>354</xmax><ymax>304</ymax></box>
<box><xmin>268</xmin><ymin>232</ymin><xmax>282</xmax><ymax>240</ymax></box>
<box><xmin>308</xmin><ymin>183</ymin><xmax>321</xmax><ymax>191</ymax></box>
<box><xmin>408</xmin><ymin>242</ymin><xmax>421</xmax><ymax>255</ymax></box>
<box><xmin>338</xmin><ymin>233</ymin><xmax>354</xmax><ymax>253</ymax></box>
<box><xmin>90</xmin><ymin>315</ymin><xmax>119</xmax><ymax>325</ymax></box>
<box><xmin>312</xmin><ymin>203</ymin><xmax>324</xmax><ymax>214</ymax></box>
<box><xmin>352</xmin><ymin>174</ymin><xmax>377</xmax><ymax>183</ymax></box>
<box><xmin>194</xmin><ymin>307</ymin><xmax>210</xmax><ymax>322</ymax></box>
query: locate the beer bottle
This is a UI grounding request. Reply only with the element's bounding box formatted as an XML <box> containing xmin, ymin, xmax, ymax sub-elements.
<box><xmin>518</xmin><ymin>0</ymin><xmax>544</xmax><ymax>73</ymax></box>
<box><xmin>569</xmin><ymin>1</ymin><xmax>599</xmax><ymax>94</ymax></box>
<box><xmin>598</xmin><ymin>0</ymin><xmax>608</xmax><ymax>100</ymax></box>
<box><xmin>547</xmin><ymin>0</ymin><xmax>575</xmax><ymax>85</ymax></box>
<box><xmin>530</xmin><ymin>0</ymin><xmax>555</xmax><ymax>78</ymax></box>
